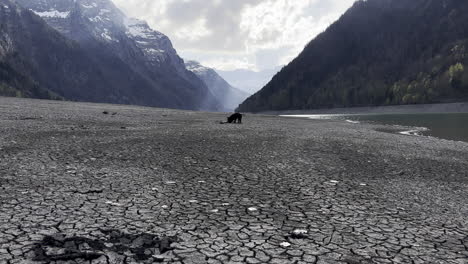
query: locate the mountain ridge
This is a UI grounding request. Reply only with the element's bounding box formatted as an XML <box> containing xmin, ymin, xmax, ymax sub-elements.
<box><xmin>1</xmin><ymin>0</ymin><xmax>221</xmax><ymax>110</ymax></box>
<box><xmin>185</xmin><ymin>60</ymin><xmax>250</xmax><ymax>112</ymax></box>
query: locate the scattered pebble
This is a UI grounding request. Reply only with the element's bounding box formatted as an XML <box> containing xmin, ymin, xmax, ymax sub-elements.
<box><xmin>330</xmin><ymin>180</ymin><xmax>339</xmax><ymax>184</ymax></box>
<box><xmin>105</xmin><ymin>201</ymin><xmax>123</xmax><ymax>207</ymax></box>
<box><xmin>161</xmin><ymin>205</ymin><xmax>169</xmax><ymax>209</ymax></box>
<box><xmin>165</xmin><ymin>181</ymin><xmax>176</xmax><ymax>185</ymax></box>
<box><xmin>210</xmin><ymin>209</ymin><xmax>219</xmax><ymax>213</ymax></box>
<box><xmin>153</xmin><ymin>255</ymin><xmax>165</xmax><ymax>261</ymax></box>
<box><xmin>291</xmin><ymin>229</ymin><xmax>308</xmax><ymax>239</ymax></box>
<box><xmin>360</xmin><ymin>183</ymin><xmax>367</xmax><ymax>186</ymax></box>
<box><xmin>188</xmin><ymin>200</ymin><xmax>198</xmax><ymax>203</ymax></box>
<box><xmin>248</xmin><ymin>207</ymin><xmax>258</xmax><ymax>212</ymax></box>
<box><xmin>280</xmin><ymin>242</ymin><xmax>291</xmax><ymax>248</ymax></box>
<box><xmin>221</xmin><ymin>203</ymin><xmax>230</xmax><ymax>206</ymax></box>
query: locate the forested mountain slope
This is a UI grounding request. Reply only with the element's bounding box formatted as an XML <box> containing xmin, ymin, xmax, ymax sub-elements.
<box><xmin>238</xmin><ymin>0</ymin><xmax>468</xmax><ymax>112</ymax></box>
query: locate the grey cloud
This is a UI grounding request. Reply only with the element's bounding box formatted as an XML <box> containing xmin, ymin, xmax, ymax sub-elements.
<box><xmin>113</xmin><ymin>0</ymin><xmax>356</xmax><ymax>71</ymax></box>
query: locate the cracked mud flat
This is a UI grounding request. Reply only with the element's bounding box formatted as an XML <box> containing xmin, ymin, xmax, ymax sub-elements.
<box><xmin>0</xmin><ymin>97</ymin><xmax>467</xmax><ymax>264</ymax></box>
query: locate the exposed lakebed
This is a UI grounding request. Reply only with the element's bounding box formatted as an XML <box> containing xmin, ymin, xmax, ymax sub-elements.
<box><xmin>283</xmin><ymin>113</ymin><xmax>468</xmax><ymax>143</ymax></box>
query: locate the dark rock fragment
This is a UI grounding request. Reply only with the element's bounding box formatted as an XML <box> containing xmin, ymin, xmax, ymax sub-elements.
<box><xmin>290</xmin><ymin>229</ymin><xmax>308</xmax><ymax>239</ymax></box>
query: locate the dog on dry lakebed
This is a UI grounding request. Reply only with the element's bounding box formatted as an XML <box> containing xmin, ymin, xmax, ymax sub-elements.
<box><xmin>220</xmin><ymin>113</ymin><xmax>243</xmax><ymax>124</ymax></box>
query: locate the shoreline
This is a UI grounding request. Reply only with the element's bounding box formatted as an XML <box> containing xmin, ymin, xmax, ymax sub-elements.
<box><xmin>260</xmin><ymin>102</ymin><xmax>468</xmax><ymax>115</ymax></box>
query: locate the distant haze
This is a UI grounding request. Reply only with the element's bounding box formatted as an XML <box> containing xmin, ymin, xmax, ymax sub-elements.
<box><xmin>112</xmin><ymin>0</ymin><xmax>357</xmax><ymax>71</ymax></box>
<box><xmin>217</xmin><ymin>66</ymin><xmax>283</xmax><ymax>94</ymax></box>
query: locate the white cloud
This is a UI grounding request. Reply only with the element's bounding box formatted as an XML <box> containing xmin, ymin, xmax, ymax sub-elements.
<box><xmin>112</xmin><ymin>0</ymin><xmax>357</xmax><ymax>71</ymax></box>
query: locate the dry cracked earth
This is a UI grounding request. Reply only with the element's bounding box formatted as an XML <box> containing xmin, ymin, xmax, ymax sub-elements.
<box><xmin>0</xmin><ymin>97</ymin><xmax>467</xmax><ymax>264</ymax></box>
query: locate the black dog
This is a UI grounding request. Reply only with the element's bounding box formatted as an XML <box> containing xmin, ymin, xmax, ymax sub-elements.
<box><xmin>227</xmin><ymin>113</ymin><xmax>243</xmax><ymax>124</ymax></box>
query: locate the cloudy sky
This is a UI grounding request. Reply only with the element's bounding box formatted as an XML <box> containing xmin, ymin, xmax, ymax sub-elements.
<box><xmin>112</xmin><ymin>0</ymin><xmax>357</xmax><ymax>71</ymax></box>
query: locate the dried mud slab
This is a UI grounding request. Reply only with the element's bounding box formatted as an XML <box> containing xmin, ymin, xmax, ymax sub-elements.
<box><xmin>0</xmin><ymin>97</ymin><xmax>467</xmax><ymax>264</ymax></box>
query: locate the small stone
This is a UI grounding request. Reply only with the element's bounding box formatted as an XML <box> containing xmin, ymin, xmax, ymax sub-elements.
<box><xmin>290</xmin><ymin>229</ymin><xmax>308</xmax><ymax>239</ymax></box>
<box><xmin>280</xmin><ymin>242</ymin><xmax>291</xmax><ymax>248</ymax></box>
<box><xmin>248</xmin><ymin>207</ymin><xmax>258</xmax><ymax>212</ymax></box>
<box><xmin>105</xmin><ymin>201</ymin><xmax>123</xmax><ymax>206</ymax></box>
<box><xmin>153</xmin><ymin>254</ymin><xmax>165</xmax><ymax>262</ymax></box>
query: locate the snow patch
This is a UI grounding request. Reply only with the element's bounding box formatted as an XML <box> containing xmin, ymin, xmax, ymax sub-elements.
<box><xmin>185</xmin><ymin>61</ymin><xmax>210</xmax><ymax>74</ymax></box>
<box><xmin>124</xmin><ymin>17</ymin><xmax>164</xmax><ymax>40</ymax></box>
<box><xmin>147</xmin><ymin>48</ymin><xmax>165</xmax><ymax>54</ymax></box>
<box><xmin>33</xmin><ymin>10</ymin><xmax>70</xmax><ymax>18</ymax></box>
<box><xmin>99</xmin><ymin>9</ymin><xmax>110</xmax><ymax>15</ymax></box>
<box><xmin>101</xmin><ymin>32</ymin><xmax>112</xmax><ymax>41</ymax></box>
<box><xmin>81</xmin><ymin>3</ymin><xmax>97</xmax><ymax>9</ymax></box>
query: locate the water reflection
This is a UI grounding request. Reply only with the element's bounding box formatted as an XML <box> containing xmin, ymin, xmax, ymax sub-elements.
<box><xmin>282</xmin><ymin>113</ymin><xmax>468</xmax><ymax>142</ymax></box>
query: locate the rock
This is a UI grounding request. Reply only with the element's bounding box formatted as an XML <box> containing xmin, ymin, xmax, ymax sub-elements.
<box><xmin>153</xmin><ymin>254</ymin><xmax>166</xmax><ymax>262</ymax></box>
<box><xmin>279</xmin><ymin>242</ymin><xmax>291</xmax><ymax>248</ymax></box>
<box><xmin>159</xmin><ymin>237</ymin><xmax>173</xmax><ymax>253</ymax></box>
<box><xmin>290</xmin><ymin>229</ymin><xmax>308</xmax><ymax>239</ymax></box>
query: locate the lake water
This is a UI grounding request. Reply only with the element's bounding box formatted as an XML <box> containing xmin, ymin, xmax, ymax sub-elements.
<box><xmin>284</xmin><ymin>113</ymin><xmax>468</xmax><ymax>143</ymax></box>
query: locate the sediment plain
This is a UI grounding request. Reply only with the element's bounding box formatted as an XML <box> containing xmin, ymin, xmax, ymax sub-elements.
<box><xmin>0</xmin><ymin>97</ymin><xmax>467</xmax><ymax>264</ymax></box>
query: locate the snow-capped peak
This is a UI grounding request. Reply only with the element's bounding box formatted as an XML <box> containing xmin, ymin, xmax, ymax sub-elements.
<box><xmin>124</xmin><ymin>17</ymin><xmax>164</xmax><ymax>40</ymax></box>
<box><xmin>185</xmin><ymin>61</ymin><xmax>211</xmax><ymax>74</ymax></box>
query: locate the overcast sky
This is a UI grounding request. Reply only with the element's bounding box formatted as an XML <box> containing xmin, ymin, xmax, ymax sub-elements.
<box><xmin>112</xmin><ymin>0</ymin><xmax>357</xmax><ymax>71</ymax></box>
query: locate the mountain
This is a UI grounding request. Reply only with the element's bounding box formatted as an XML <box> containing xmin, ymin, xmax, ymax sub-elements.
<box><xmin>0</xmin><ymin>0</ymin><xmax>115</xmax><ymax>101</ymax></box>
<box><xmin>238</xmin><ymin>0</ymin><xmax>468</xmax><ymax>112</ymax></box>
<box><xmin>185</xmin><ymin>61</ymin><xmax>250</xmax><ymax>112</ymax></box>
<box><xmin>217</xmin><ymin>66</ymin><xmax>282</xmax><ymax>95</ymax></box>
<box><xmin>3</xmin><ymin>0</ymin><xmax>220</xmax><ymax>111</ymax></box>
